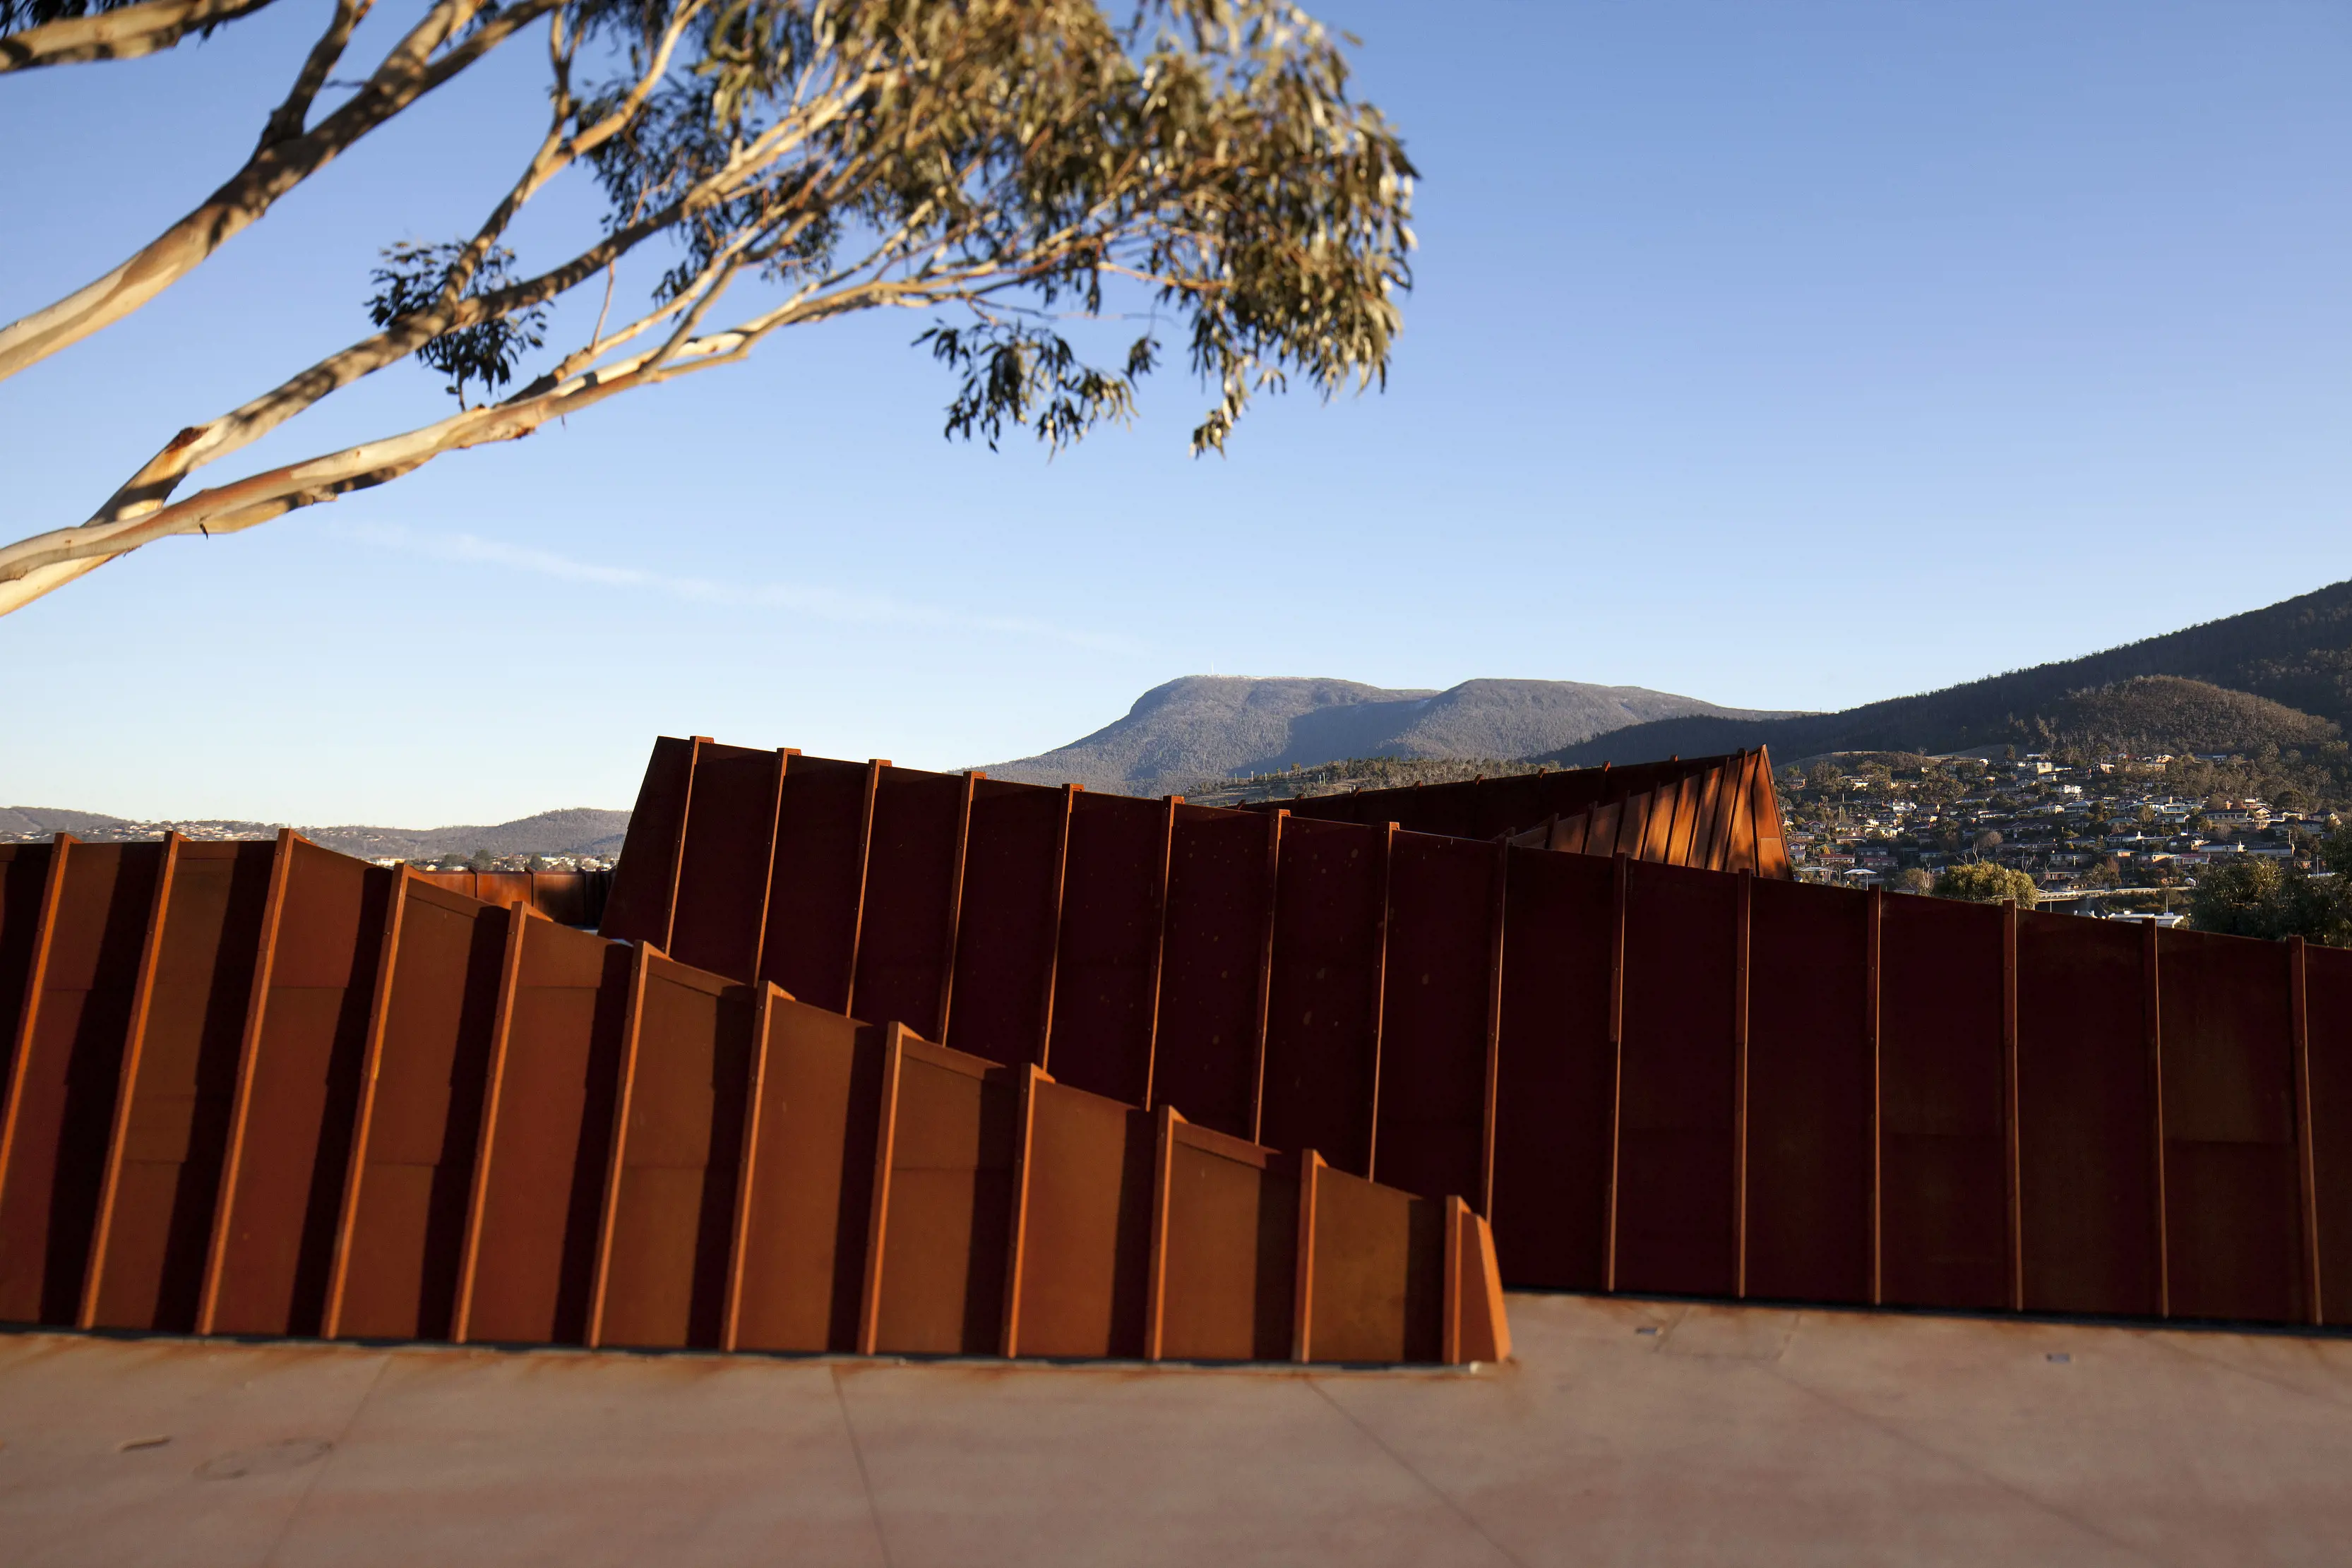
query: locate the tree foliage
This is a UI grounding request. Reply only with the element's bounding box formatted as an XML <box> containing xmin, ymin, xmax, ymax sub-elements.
<box><xmin>1933</xmin><ymin>861</ymin><xmax>2036</xmax><ymax>909</ymax></box>
<box><xmin>2190</xmin><ymin>837</ymin><xmax>2352</xmax><ymax>946</ymax></box>
<box><xmin>0</xmin><ymin>0</ymin><xmax>1416</xmax><ymax>614</ymax></box>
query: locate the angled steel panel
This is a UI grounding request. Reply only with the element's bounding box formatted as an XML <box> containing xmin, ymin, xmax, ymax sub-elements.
<box><xmin>758</xmin><ymin>755</ymin><xmax>876</xmax><ymax>1013</ymax></box>
<box><xmin>2016</xmin><ymin>911</ymin><xmax>2161</xmax><ymax>1317</ymax></box>
<box><xmin>1743</xmin><ymin>876</ymin><xmax>1873</xmax><ymax>1304</ymax></box>
<box><xmin>0</xmin><ymin>839</ymin><xmax>164</xmax><ymax>1325</ymax></box>
<box><xmin>1003</xmin><ymin>1073</ymin><xmax>1154</xmax><ymax>1358</ymax></box>
<box><xmin>199</xmin><ymin>839</ymin><xmax>389</xmax><ymax>1337</ymax></box>
<box><xmin>2157</xmin><ymin>926</ymin><xmax>2301</xmax><ymax>1323</ymax></box>
<box><xmin>1259</xmin><ymin>817</ymin><xmax>1387</xmax><ymax>1176</ymax></box>
<box><xmin>0</xmin><ymin>843</ymin><xmax>57</xmax><ymax>1114</ymax></box>
<box><xmin>943</xmin><ymin>779</ymin><xmax>1065</xmax><ymax>1068</ymax></box>
<box><xmin>726</xmin><ymin>986</ymin><xmax>885</xmax><ymax>1353</ymax></box>
<box><xmin>1613</xmin><ymin>859</ymin><xmax>1741</xmax><ymax>1298</ymax></box>
<box><xmin>1488</xmin><ymin>846</ymin><xmax>1616</xmax><ymax>1288</ymax></box>
<box><xmin>861</xmin><ymin>1028</ymin><xmax>1018</xmax><ymax>1355</ymax></box>
<box><xmin>1301</xmin><ymin>1162</ymin><xmax>1443</xmax><ymax>1365</ymax></box>
<box><xmin>1371</xmin><ymin>832</ymin><xmax>1495</xmax><ymax>1207</ymax></box>
<box><xmin>598</xmin><ymin>734</ymin><xmax>698</xmax><ymax>947</ymax></box>
<box><xmin>78</xmin><ymin>840</ymin><xmax>274</xmax><ymax>1332</ymax></box>
<box><xmin>454</xmin><ymin>916</ymin><xmax>631</xmax><ymax>1345</ymax></box>
<box><xmin>849</xmin><ymin>766</ymin><xmax>967</xmax><ymax>1036</ymax></box>
<box><xmin>669</xmin><ymin>743</ymin><xmax>785</xmax><ymax>982</ymax></box>
<box><xmin>1446</xmin><ymin>1197</ymin><xmax>1511</xmax><ymax>1363</ymax></box>
<box><xmin>2303</xmin><ymin>940</ymin><xmax>2352</xmax><ymax>1327</ymax></box>
<box><xmin>323</xmin><ymin>880</ymin><xmax>508</xmax><ymax>1341</ymax></box>
<box><xmin>1043</xmin><ymin>794</ymin><xmax>1169</xmax><ymax>1108</ymax></box>
<box><xmin>81</xmin><ymin>834</ymin><xmax>178</xmax><ymax>1329</ymax></box>
<box><xmin>1152</xmin><ymin>1115</ymin><xmax>1298</xmax><ymax>1362</ymax></box>
<box><xmin>590</xmin><ymin>954</ymin><xmax>754</xmax><ymax>1350</ymax></box>
<box><xmin>1875</xmin><ymin>892</ymin><xmax>2010</xmax><ymax>1310</ymax></box>
<box><xmin>1151</xmin><ymin>808</ymin><xmax>1282</xmax><ymax>1141</ymax></box>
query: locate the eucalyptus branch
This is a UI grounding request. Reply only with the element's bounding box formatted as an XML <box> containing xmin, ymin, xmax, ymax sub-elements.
<box><xmin>257</xmin><ymin>0</ymin><xmax>374</xmax><ymax>148</ymax></box>
<box><xmin>0</xmin><ymin>0</ymin><xmax>275</xmax><ymax>71</ymax></box>
<box><xmin>1</xmin><ymin>0</ymin><xmax>1416</xmax><ymax>618</ymax></box>
<box><xmin>0</xmin><ymin>0</ymin><xmax>556</xmax><ymax>383</ymax></box>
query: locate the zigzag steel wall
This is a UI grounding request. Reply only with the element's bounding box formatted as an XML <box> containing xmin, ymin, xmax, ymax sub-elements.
<box><xmin>0</xmin><ymin>832</ymin><xmax>1508</xmax><ymax>1366</ymax></box>
<box><xmin>607</xmin><ymin>736</ymin><xmax>2352</xmax><ymax>1328</ymax></box>
<box><xmin>1258</xmin><ymin>749</ymin><xmax>1792</xmax><ymax>880</ymax></box>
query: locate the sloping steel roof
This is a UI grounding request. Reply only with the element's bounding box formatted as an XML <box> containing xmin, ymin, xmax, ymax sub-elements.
<box><xmin>1252</xmin><ymin>749</ymin><xmax>1793</xmax><ymax>879</ymax></box>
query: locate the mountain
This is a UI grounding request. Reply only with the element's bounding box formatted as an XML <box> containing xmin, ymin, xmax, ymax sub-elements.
<box><xmin>304</xmin><ymin>808</ymin><xmax>632</xmax><ymax>862</ymax></box>
<box><xmin>984</xmin><ymin>675</ymin><xmax>1798</xmax><ymax>792</ymax></box>
<box><xmin>1527</xmin><ymin>579</ymin><xmax>2352</xmax><ymax>768</ymax></box>
<box><xmin>2048</xmin><ymin>676</ymin><xmax>2338</xmax><ymax>757</ymax></box>
<box><xmin>0</xmin><ymin>806</ymin><xmax>631</xmax><ymax>860</ymax></box>
<box><xmin>0</xmin><ymin>806</ymin><xmax>138</xmax><ymax>838</ymax></box>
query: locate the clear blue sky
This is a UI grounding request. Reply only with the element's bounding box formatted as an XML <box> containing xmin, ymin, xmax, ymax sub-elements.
<box><xmin>3</xmin><ymin>0</ymin><xmax>2346</xmax><ymax>825</ymax></box>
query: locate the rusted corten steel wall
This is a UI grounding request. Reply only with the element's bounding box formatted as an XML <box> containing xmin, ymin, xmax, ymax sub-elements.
<box><xmin>604</xmin><ymin>737</ymin><xmax>2352</xmax><ymax>1329</ymax></box>
<box><xmin>407</xmin><ymin>869</ymin><xmax>611</xmax><ymax>928</ymax></box>
<box><xmin>0</xmin><ymin>833</ymin><xmax>1508</xmax><ymax>1366</ymax></box>
<box><xmin>1253</xmin><ymin>750</ymin><xmax>1792</xmax><ymax>880</ymax></box>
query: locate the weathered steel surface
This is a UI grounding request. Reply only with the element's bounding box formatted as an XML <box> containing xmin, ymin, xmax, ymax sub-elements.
<box><xmin>1262</xmin><ymin>748</ymin><xmax>1793</xmax><ymax>878</ymax></box>
<box><xmin>595</xmin><ymin>735</ymin><xmax>2352</xmax><ymax>1334</ymax></box>
<box><xmin>724</xmin><ymin>987</ymin><xmax>882</xmax><ymax>1353</ymax></box>
<box><xmin>0</xmin><ymin>838</ymin><xmax>163</xmax><ymax>1324</ymax></box>
<box><xmin>80</xmin><ymin>839</ymin><xmax>274</xmax><ymax>1334</ymax></box>
<box><xmin>410</xmin><ymin>870</ymin><xmax>612</xmax><ymax>930</ymax></box>
<box><xmin>0</xmin><ymin>821</ymin><xmax>1496</xmax><ymax>1368</ymax></box>
<box><xmin>323</xmin><ymin>876</ymin><xmax>506</xmax><ymax>1342</ymax></box>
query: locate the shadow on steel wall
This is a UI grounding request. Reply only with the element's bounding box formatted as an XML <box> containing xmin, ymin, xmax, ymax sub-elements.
<box><xmin>0</xmin><ymin>833</ymin><xmax>1507</xmax><ymax>1367</ymax></box>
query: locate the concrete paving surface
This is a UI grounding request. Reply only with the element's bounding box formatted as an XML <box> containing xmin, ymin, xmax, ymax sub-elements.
<box><xmin>2</xmin><ymin>1292</ymin><xmax>2349</xmax><ymax>1567</ymax></box>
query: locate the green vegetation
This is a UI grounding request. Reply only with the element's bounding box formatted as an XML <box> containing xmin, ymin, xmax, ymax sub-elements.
<box><xmin>2188</xmin><ymin>838</ymin><xmax>2352</xmax><ymax>945</ymax></box>
<box><xmin>2047</xmin><ymin>676</ymin><xmax>2338</xmax><ymax>758</ymax></box>
<box><xmin>1932</xmin><ymin>863</ymin><xmax>2037</xmax><ymax>909</ymax></box>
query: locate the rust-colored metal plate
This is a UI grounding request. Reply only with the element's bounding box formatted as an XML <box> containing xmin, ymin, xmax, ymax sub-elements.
<box><xmin>1371</xmin><ymin>832</ymin><xmax>1496</xmax><ymax>1209</ymax></box>
<box><xmin>1259</xmin><ymin>818</ymin><xmax>1387</xmax><ymax>1177</ymax></box>
<box><xmin>0</xmin><ymin>843</ymin><xmax>56</xmax><ymax>1111</ymax></box>
<box><xmin>1743</xmin><ymin>876</ymin><xmax>1873</xmax><ymax>1305</ymax></box>
<box><xmin>201</xmin><ymin>839</ymin><xmax>389</xmax><ymax>1336</ymax></box>
<box><xmin>456</xmin><ymin>916</ymin><xmax>631</xmax><ymax>1346</ymax></box>
<box><xmin>849</xmin><ymin>767</ymin><xmax>965</xmax><ymax>1038</ymax></box>
<box><xmin>862</xmin><ymin>1030</ymin><xmax>1017</xmax><ymax>1355</ymax></box>
<box><xmin>757</xmin><ymin>755</ymin><xmax>874</xmax><ymax>1014</ymax></box>
<box><xmin>598</xmin><ymin>734</ymin><xmax>696</xmax><ymax>947</ymax></box>
<box><xmin>323</xmin><ymin>880</ymin><xmax>506</xmax><ymax>1341</ymax></box>
<box><xmin>1613</xmin><ymin>859</ymin><xmax>1740</xmax><ymax>1298</ymax></box>
<box><xmin>1150</xmin><ymin>808</ymin><xmax>1279</xmax><ymax>1141</ymax></box>
<box><xmin>1877</xmin><ymin>892</ymin><xmax>2010</xmax><ymax>1310</ymax></box>
<box><xmin>1042</xmin><ymin>794</ymin><xmax>1169</xmax><ymax>1108</ymax></box>
<box><xmin>1488</xmin><ymin>846</ymin><xmax>1615</xmax><ymax>1290</ymax></box>
<box><xmin>2302</xmin><ymin>941</ymin><xmax>2352</xmax><ymax>1327</ymax></box>
<box><xmin>80</xmin><ymin>841</ymin><xmax>275</xmax><ymax>1333</ymax></box>
<box><xmin>667</xmin><ymin>743</ymin><xmax>782</xmax><ymax>983</ymax></box>
<box><xmin>726</xmin><ymin>990</ymin><xmax>883</xmax><ymax>1353</ymax></box>
<box><xmin>591</xmin><ymin>956</ymin><xmax>753</xmax><ymax>1351</ymax></box>
<box><xmin>1152</xmin><ymin>1115</ymin><xmax>1298</xmax><ymax>1362</ymax></box>
<box><xmin>1006</xmin><ymin>1074</ymin><xmax>1154</xmax><ymax>1358</ymax></box>
<box><xmin>1302</xmin><ymin>1161</ymin><xmax>1442</xmax><ymax>1365</ymax></box>
<box><xmin>2016</xmin><ymin>911</ymin><xmax>2161</xmax><ymax>1317</ymax></box>
<box><xmin>2156</xmin><ymin>926</ymin><xmax>2300</xmax><ymax>1323</ymax></box>
<box><xmin>942</xmin><ymin>780</ymin><xmax>1067</xmax><ymax>1070</ymax></box>
<box><xmin>0</xmin><ymin>839</ymin><xmax>162</xmax><ymax>1325</ymax></box>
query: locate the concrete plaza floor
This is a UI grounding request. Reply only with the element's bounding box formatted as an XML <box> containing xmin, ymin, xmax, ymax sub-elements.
<box><xmin>2</xmin><ymin>1292</ymin><xmax>2348</xmax><ymax>1566</ymax></box>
